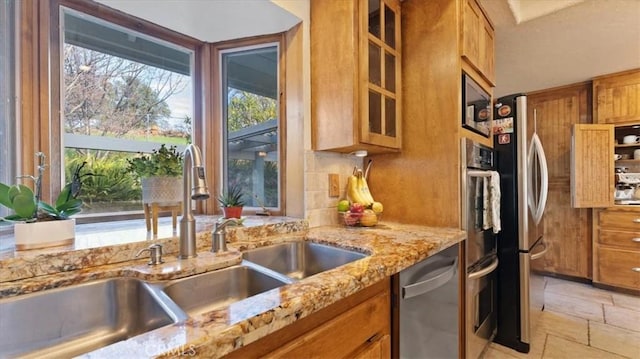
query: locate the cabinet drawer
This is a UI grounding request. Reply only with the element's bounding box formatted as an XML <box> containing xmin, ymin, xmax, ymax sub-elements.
<box><xmin>597</xmin><ymin>247</ymin><xmax>640</xmax><ymax>290</ymax></box>
<box><xmin>265</xmin><ymin>291</ymin><xmax>390</xmax><ymax>358</ymax></box>
<box><xmin>599</xmin><ymin>210</ymin><xmax>640</xmax><ymax>231</ymax></box>
<box><xmin>599</xmin><ymin>229</ymin><xmax>640</xmax><ymax>250</ymax></box>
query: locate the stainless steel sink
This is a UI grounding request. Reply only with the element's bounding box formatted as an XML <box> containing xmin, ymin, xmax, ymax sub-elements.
<box><xmin>0</xmin><ymin>278</ymin><xmax>184</xmax><ymax>359</ymax></box>
<box><xmin>162</xmin><ymin>265</ymin><xmax>291</xmax><ymax>316</ymax></box>
<box><xmin>242</xmin><ymin>241</ymin><xmax>367</xmax><ymax>280</ymax></box>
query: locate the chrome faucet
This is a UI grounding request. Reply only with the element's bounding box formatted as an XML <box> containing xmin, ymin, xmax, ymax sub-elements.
<box><xmin>211</xmin><ymin>219</ymin><xmax>235</xmax><ymax>253</ymax></box>
<box><xmin>178</xmin><ymin>144</ymin><xmax>210</xmax><ymax>259</ymax></box>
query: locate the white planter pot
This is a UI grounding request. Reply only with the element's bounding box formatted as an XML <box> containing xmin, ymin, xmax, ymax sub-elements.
<box><xmin>14</xmin><ymin>219</ymin><xmax>75</xmax><ymax>250</ymax></box>
<box><xmin>141</xmin><ymin>176</ymin><xmax>183</xmax><ymax>205</ymax></box>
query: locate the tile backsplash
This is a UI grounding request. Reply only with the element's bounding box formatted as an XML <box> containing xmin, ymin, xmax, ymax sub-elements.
<box><xmin>304</xmin><ymin>150</ymin><xmax>363</xmax><ymax>227</ymax></box>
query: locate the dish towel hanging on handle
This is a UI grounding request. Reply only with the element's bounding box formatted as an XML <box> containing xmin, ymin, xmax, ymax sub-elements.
<box><xmin>482</xmin><ymin>171</ymin><xmax>501</xmax><ymax>234</ymax></box>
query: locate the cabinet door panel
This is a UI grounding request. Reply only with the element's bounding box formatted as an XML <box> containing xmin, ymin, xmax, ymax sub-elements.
<box><xmin>594</xmin><ymin>69</ymin><xmax>640</xmax><ymax>124</ymax></box>
<box><xmin>265</xmin><ymin>291</ymin><xmax>389</xmax><ymax>358</ymax></box>
<box><xmin>571</xmin><ymin>124</ymin><xmax>615</xmax><ymax>208</ymax></box>
<box><xmin>597</xmin><ymin>247</ymin><xmax>640</xmax><ymax>290</ymax></box>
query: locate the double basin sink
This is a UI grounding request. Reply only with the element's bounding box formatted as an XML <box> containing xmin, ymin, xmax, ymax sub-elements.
<box><xmin>0</xmin><ymin>241</ymin><xmax>367</xmax><ymax>358</ymax></box>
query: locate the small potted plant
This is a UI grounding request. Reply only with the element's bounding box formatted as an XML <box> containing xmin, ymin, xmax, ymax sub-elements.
<box><xmin>217</xmin><ymin>184</ymin><xmax>245</xmax><ymax>219</ymax></box>
<box><xmin>0</xmin><ymin>153</ymin><xmax>90</xmax><ymax>250</ymax></box>
<box><xmin>126</xmin><ymin>144</ymin><xmax>183</xmax><ymax>205</ymax></box>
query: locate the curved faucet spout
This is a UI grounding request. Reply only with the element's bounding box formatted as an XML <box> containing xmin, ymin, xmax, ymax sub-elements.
<box><xmin>179</xmin><ymin>144</ymin><xmax>210</xmax><ymax>259</ymax></box>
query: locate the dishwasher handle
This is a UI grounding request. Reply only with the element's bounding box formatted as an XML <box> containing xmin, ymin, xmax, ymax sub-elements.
<box><xmin>402</xmin><ymin>257</ymin><xmax>458</xmax><ymax>299</ymax></box>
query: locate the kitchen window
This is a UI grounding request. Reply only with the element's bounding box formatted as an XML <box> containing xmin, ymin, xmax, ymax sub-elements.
<box><xmin>60</xmin><ymin>6</ymin><xmax>195</xmax><ymax>216</ymax></box>
<box><xmin>220</xmin><ymin>43</ymin><xmax>281</xmax><ymax>211</ymax></box>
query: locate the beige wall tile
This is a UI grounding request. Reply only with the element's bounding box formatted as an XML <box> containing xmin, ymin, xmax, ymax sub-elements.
<box><xmin>545</xmin><ymin>277</ymin><xmax>613</xmax><ymax>305</ymax></box>
<box><xmin>604</xmin><ymin>304</ymin><xmax>640</xmax><ymax>332</ymax></box>
<box><xmin>545</xmin><ymin>291</ymin><xmax>604</xmax><ymax>322</ymax></box>
<box><xmin>589</xmin><ymin>320</ymin><xmax>640</xmax><ymax>358</ymax></box>
<box><xmin>304</xmin><ymin>150</ymin><xmax>363</xmax><ymax>227</ymax></box>
<box><xmin>611</xmin><ymin>292</ymin><xmax>640</xmax><ymax>312</ymax></box>
<box><xmin>538</xmin><ymin>310</ymin><xmax>589</xmax><ymax>345</ymax></box>
<box><xmin>543</xmin><ymin>334</ymin><xmax>626</xmax><ymax>359</ymax></box>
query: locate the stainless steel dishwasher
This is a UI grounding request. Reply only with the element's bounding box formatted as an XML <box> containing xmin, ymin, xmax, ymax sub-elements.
<box><xmin>392</xmin><ymin>243</ymin><xmax>460</xmax><ymax>359</ymax></box>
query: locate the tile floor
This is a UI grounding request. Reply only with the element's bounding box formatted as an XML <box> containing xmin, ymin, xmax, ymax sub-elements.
<box><xmin>483</xmin><ymin>277</ymin><xmax>640</xmax><ymax>359</ymax></box>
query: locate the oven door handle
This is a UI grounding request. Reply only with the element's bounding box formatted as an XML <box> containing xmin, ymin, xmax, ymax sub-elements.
<box><xmin>467</xmin><ymin>257</ymin><xmax>499</xmax><ymax>280</ymax></box>
<box><xmin>402</xmin><ymin>257</ymin><xmax>458</xmax><ymax>299</ymax></box>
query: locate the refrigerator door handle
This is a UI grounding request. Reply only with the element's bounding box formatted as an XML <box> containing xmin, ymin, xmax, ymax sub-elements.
<box><xmin>402</xmin><ymin>257</ymin><xmax>458</xmax><ymax>299</ymax></box>
<box><xmin>527</xmin><ymin>133</ymin><xmax>549</xmax><ymax>225</ymax></box>
<box><xmin>468</xmin><ymin>257</ymin><xmax>499</xmax><ymax>280</ymax></box>
<box><xmin>531</xmin><ymin>240</ymin><xmax>549</xmax><ymax>260</ymax></box>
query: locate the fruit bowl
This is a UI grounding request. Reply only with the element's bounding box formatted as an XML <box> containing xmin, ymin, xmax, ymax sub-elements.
<box><xmin>339</xmin><ymin>210</ymin><xmax>382</xmax><ymax>227</ymax></box>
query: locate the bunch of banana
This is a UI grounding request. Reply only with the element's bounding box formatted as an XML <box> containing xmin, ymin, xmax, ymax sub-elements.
<box><xmin>347</xmin><ymin>169</ymin><xmax>379</xmax><ymax>210</ymax></box>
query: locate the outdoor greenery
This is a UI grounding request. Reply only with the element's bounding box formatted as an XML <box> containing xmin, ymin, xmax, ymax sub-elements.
<box><xmin>125</xmin><ymin>144</ymin><xmax>183</xmax><ymax>178</ymax></box>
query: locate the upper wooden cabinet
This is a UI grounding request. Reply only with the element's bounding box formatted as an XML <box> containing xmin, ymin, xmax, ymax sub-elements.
<box><xmin>571</xmin><ymin>124</ymin><xmax>615</xmax><ymax>208</ymax></box>
<box><xmin>311</xmin><ymin>0</ymin><xmax>402</xmax><ymax>153</ymax></box>
<box><xmin>593</xmin><ymin>69</ymin><xmax>640</xmax><ymax>124</ymax></box>
<box><xmin>461</xmin><ymin>0</ymin><xmax>495</xmax><ymax>86</ymax></box>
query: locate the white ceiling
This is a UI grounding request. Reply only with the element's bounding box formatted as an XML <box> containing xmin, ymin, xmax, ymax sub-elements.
<box><xmin>95</xmin><ymin>0</ymin><xmax>301</xmax><ymax>43</ymax></box>
<box><xmin>480</xmin><ymin>0</ymin><xmax>640</xmax><ymax>97</ymax></box>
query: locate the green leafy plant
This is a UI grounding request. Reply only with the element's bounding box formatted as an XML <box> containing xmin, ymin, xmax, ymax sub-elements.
<box><xmin>217</xmin><ymin>184</ymin><xmax>246</xmax><ymax>207</ymax></box>
<box><xmin>125</xmin><ymin>144</ymin><xmax>183</xmax><ymax>178</ymax></box>
<box><xmin>0</xmin><ymin>157</ymin><xmax>91</xmax><ymax>222</ymax></box>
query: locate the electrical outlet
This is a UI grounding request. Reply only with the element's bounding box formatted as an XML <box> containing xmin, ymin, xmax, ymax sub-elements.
<box><xmin>329</xmin><ymin>173</ymin><xmax>340</xmax><ymax>197</ymax></box>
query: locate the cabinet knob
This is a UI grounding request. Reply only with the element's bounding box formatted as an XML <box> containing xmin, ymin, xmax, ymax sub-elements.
<box><xmin>633</xmin><ymin>218</ymin><xmax>640</xmax><ymax>223</ymax></box>
<box><xmin>632</xmin><ymin>267</ymin><xmax>640</xmax><ymax>273</ymax></box>
<box><xmin>632</xmin><ymin>238</ymin><xmax>640</xmax><ymax>243</ymax></box>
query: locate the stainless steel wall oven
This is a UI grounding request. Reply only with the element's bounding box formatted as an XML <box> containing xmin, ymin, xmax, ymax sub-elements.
<box><xmin>461</xmin><ymin>138</ymin><xmax>498</xmax><ymax>359</ymax></box>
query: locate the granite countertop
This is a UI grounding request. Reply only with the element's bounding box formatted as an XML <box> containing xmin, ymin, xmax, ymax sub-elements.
<box><xmin>0</xmin><ymin>219</ymin><xmax>465</xmax><ymax>358</ymax></box>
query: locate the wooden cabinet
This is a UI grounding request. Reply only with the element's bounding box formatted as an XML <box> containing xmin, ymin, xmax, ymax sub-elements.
<box><xmin>368</xmin><ymin>0</ymin><xmax>493</xmax><ymax>227</ymax></box>
<box><xmin>593</xmin><ymin>69</ymin><xmax>640</xmax><ymax>124</ymax></box>
<box><xmin>593</xmin><ymin>208</ymin><xmax>640</xmax><ymax>292</ymax></box>
<box><xmin>571</xmin><ymin>124</ymin><xmax>615</xmax><ymax>208</ymax></box>
<box><xmin>224</xmin><ymin>278</ymin><xmax>390</xmax><ymax>358</ymax></box>
<box><xmin>461</xmin><ymin>0</ymin><xmax>495</xmax><ymax>85</ymax></box>
<box><xmin>311</xmin><ymin>0</ymin><xmax>402</xmax><ymax>153</ymax></box>
<box><xmin>527</xmin><ymin>83</ymin><xmax>593</xmax><ymax>279</ymax></box>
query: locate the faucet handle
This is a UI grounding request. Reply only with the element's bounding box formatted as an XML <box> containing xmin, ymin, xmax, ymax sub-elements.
<box><xmin>135</xmin><ymin>244</ymin><xmax>164</xmax><ymax>265</ymax></box>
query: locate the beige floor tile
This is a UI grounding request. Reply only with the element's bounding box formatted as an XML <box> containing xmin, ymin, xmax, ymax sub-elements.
<box><xmin>545</xmin><ymin>291</ymin><xmax>604</xmax><ymax>322</ymax></box>
<box><xmin>605</xmin><ymin>304</ymin><xmax>640</xmax><ymax>332</ymax></box>
<box><xmin>611</xmin><ymin>292</ymin><xmax>640</xmax><ymax>312</ymax></box>
<box><xmin>482</xmin><ymin>346</ymin><xmax>521</xmax><ymax>359</ymax></box>
<box><xmin>490</xmin><ymin>331</ymin><xmax>546</xmax><ymax>359</ymax></box>
<box><xmin>545</xmin><ymin>277</ymin><xmax>614</xmax><ymax>305</ymax></box>
<box><xmin>537</xmin><ymin>310</ymin><xmax>589</xmax><ymax>345</ymax></box>
<box><xmin>543</xmin><ymin>334</ymin><xmax>626</xmax><ymax>359</ymax></box>
<box><xmin>589</xmin><ymin>320</ymin><xmax>640</xmax><ymax>359</ymax></box>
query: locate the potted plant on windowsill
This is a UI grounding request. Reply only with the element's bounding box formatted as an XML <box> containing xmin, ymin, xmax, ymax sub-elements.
<box><xmin>0</xmin><ymin>153</ymin><xmax>90</xmax><ymax>250</ymax></box>
<box><xmin>217</xmin><ymin>184</ymin><xmax>245</xmax><ymax>219</ymax></box>
<box><xmin>126</xmin><ymin>144</ymin><xmax>183</xmax><ymax>206</ymax></box>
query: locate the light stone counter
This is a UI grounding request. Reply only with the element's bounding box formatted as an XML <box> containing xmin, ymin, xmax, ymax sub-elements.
<box><xmin>0</xmin><ymin>218</ymin><xmax>465</xmax><ymax>358</ymax></box>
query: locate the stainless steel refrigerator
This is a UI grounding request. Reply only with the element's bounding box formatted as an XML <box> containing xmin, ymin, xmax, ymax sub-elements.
<box><xmin>492</xmin><ymin>94</ymin><xmax>549</xmax><ymax>353</ymax></box>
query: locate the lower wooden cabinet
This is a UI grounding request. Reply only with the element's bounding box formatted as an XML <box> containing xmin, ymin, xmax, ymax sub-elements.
<box><xmin>224</xmin><ymin>278</ymin><xmax>390</xmax><ymax>358</ymax></box>
<box><xmin>593</xmin><ymin>208</ymin><xmax>640</xmax><ymax>292</ymax></box>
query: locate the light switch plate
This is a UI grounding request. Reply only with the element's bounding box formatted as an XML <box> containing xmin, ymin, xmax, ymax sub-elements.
<box><xmin>329</xmin><ymin>173</ymin><xmax>340</xmax><ymax>197</ymax></box>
